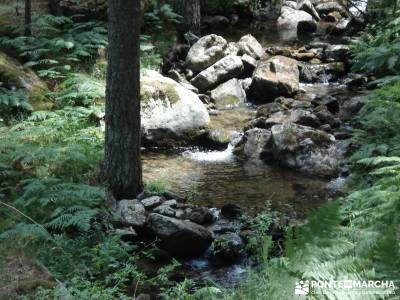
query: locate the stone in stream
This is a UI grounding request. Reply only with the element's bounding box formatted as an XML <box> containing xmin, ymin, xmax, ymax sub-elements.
<box><xmin>141</xmin><ymin>196</ymin><xmax>163</xmax><ymax>209</ymax></box>
<box><xmin>212</xmin><ymin>233</ymin><xmax>245</xmax><ymax>263</ymax></box>
<box><xmin>141</xmin><ymin>70</ymin><xmax>210</xmax><ymax>147</ymax></box>
<box><xmin>237</xmin><ymin>34</ymin><xmax>264</xmax><ymax>59</ymax></box>
<box><xmin>116</xmin><ymin>199</ymin><xmax>146</xmax><ymax>228</ymax></box>
<box><xmin>241</xmin><ymin>54</ymin><xmax>257</xmax><ymax>76</ymax></box>
<box><xmin>250</xmin><ymin>55</ymin><xmax>300</xmax><ymax>102</ymax></box>
<box><xmin>298</xmin><ymin>62</ymin><xmax>346</xmax><ymax>83</ymax></box>
<box><xmin>185</xmin><ymin>34</ymin><xmax>228</xmax><ymax>73</ymax></box>
<box><xmin>297</xmin><ymin>0</ymin><xmax>320</xmax><ymax>21</ymax></box>
<box><xmin>210</xmin><ymin>78</ymin><xmax>247</xmax><ymax>109</ymax></box>
<box><xmin>324</xmin><ymin>44</ymin><xmax>350</xmax><ymax>62</ymax></box>
<box><xmin>271</xmin><ymin>123</ymin><xmax>339</xmax><ymax>177</ymax></box>
<box><xmin>327</xmin><ymin>18</ymin><xmax>351</xmax><ymax>35</ymax></box>
<box><xmin>183</xmin><ymin>206</ymin><xmax>214</xmax><ymax>225</ymax></box>
<box><xmin>191</xmin><ymin>55</ymin><xmax>244</xmax><ymax>92</ymax></box>
<box><xmin>234</xmin><ymin>128</ymin><xmax>273</xmax><ymax>160</ymax></box>
<box><xmin>147</xmin><ymin>213</ymin><xmax>213</xmax><ymax>257</ymax></box>
<box><xmin>315</xmin><ymin>2</ymin><xmax>346</xmax><ymax>16</ymax></box>
<box><xmin>277</xmin><ymin>6</ymin><xmax>314</xmax><ymax>31</ymax></box>
<box><xmin>224</xmin><ymin>42</ymin><xmax>240</xmax><ymax>56</ymax></box>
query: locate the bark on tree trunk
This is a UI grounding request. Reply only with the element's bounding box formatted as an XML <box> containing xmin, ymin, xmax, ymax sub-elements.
<box><xmin>24</xmin><ymin>0</ymin><xmax>32</xmax><ymax>36</ymax></box>
<box><xmin>173</xmin><ymin>0</ymin><xmax>201</xmax><ymax>42</ymax></box>
<box><xmin>103</xmin><ymin>0</ymin><xmax>143</xmax><ymax>200</ymax></box>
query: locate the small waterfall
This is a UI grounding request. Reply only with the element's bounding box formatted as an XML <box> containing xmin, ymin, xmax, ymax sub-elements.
<box><xmin>183</xmin><ymin>144</ymin><xmax>234</xmax><ymax>162</ymax></box>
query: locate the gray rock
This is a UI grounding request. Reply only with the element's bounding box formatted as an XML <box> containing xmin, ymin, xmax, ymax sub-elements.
<box><xmin>241</xmin><ymin>54</ymin><xmax>257</xmax><ymax>75</ymax></box>
<box><xmin>297</xmin><ymin>0</ymin><xmax>320</xmax><ymax>21</ymax></box>
<box><xmin>116</xmin><ymin>200</ymin><xmax>146</xmax><ymax>228</ymax></box>
<box><xmin>224</xmin><ymin>42</ymin><xmax>240</xmax><ymax>56</ymax></box>
<box><xmin>210</xmin><ymin>78</ymin><xmax>246</xmax><ymax>109</ymax></box>
<box><xmin>141</xmin><ymin>196</ymin><xmax>163</xmax><ymax>209</ymax></box>
<box><xmin>141</xmin><ymin>70</ymin><xmax>210</xmax><ymax>147</ymax></box>
<box><xmin>297</xmin><ymin>19</ymin><xmax>318</xmax><ymax>34</ymax></box>
<box><xmin>213</xmin><ymin>233</ymin><xmax>245</xmax><ymax>262</ymax></box>
<box><xmin>185</xmin><ymin>34</ymin><xmax>228</xmax><ymax>73</ymax></box>
<box><xmin>271</xmin><ymin>123</ymin><xmax>339</xmax><ymax>177</ymax></box>
<box><xmin>147</xmin><ymin>213</ymin><xmax>213</xmax><ymax>257</ymax></box>
<box><xmin>115</xmin><ymin>227</ymin><xmax>138</xmax><ymax>239</ymax></box>
<box><xmin>315</xmin><ymin>2</ymin><xmax>346</xmax><ymax>15</ymax></box>
<box><xmin>282</xmin><ymin>1</ymin><xmax>297</xmax><ymax>9</ymax></box>
<box><xmin>191</xmin><ymin>55</ymin><xmax>244</xmax><ymax>92</ymax></box>
<box><xmin>153</xmin><ymin>205</ymin><xmax>176</xmax><ymax>217</ymax></box>
<box><xmin>327</xmin><ymin>18</ymin><xmax>350</xmax><ymax>35</ymax></box>
<box><xmin>289</xmin><ymin>109</ymin><xmax>321</xmax><ymax>128</ymax></box>
<box><xmin>163</xmin><ymin>199</ymin><xmax>178</xmax><ymax>207</ymax></box>
<box><xmin>299</xmin><ymin>62</ymin><xmax>346</xmax><ymax>83</ymax></box>
<box><xmin>183</xmin><ymin>207</ymin><xmax>214</xmax><ymax>225</ymax></box>
<box><xmin>324</xmin><ymin>44</ymin><xmax>350</xmax><ymax>61</ymax></box>
<box><xmin>250</xmin><ymin>56</ymin><xmax>299</xmax><ymax>102</ymax></box>
<box><xmin>277</xmin><ymin>6</ymin><xmax>314</xmax><ymax>30</ymax></box>
<box><xmin>242</xmin><ymin>128</ymin><xmax>273</xmax><ymax>160</ymax></box>
<box><xmin>238</xmin><ymin>34</ymin><xmax>264</xmax><ymax>59</ymax></box>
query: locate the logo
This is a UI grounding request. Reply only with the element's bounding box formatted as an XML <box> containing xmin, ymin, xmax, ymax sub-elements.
<box><xmin>295</xmin><ymin>280</ymin><xmax>310</xmax><ymax>295</ymax></box>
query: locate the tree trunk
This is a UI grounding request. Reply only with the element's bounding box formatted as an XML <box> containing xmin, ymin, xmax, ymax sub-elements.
<box><xmin>24</xmin><ymin>0</ymin><xmax>31</xmax><ymax>36</ymax></box>
<box><xmin>103</xmin><ymin>0</ymin><xmax>143</xmax><ymax>200</ymax></box>
<box><xmin>173</xmin><ymin>0</ymin><xmax>201</xmax><ymax>42</ymax></box>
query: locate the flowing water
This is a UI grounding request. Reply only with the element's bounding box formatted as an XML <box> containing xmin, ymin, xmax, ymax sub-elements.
<box><xmin>142</xmin><ymin>21</ymin><xmax>357</xmax><ymax>286</ymax></box>
<box><xmin>142</xmin><ymin>83</ymin><xmax>349</xmax><ymax>216</ymax></box>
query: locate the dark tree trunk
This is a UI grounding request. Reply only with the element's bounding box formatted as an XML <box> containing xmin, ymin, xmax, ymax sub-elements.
<box><xmin>173</xmin><ymin>0</ymin><xmax>201</xmax><ymax>42</ymax></box>
<box><xmin>103</xmin><ymin>0</ymin><xmax>143</xmax><ymax>200</ymax></box>
<box><xmin>24</xmin><ymin>0</ymin><xmax>32</xmax><ymax>36</ymax></box>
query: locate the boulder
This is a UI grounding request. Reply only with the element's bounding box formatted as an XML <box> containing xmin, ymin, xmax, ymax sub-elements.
<box><xmin>210</xmin><ymin>78</ymin><xmax>246</xmax><ymax>109</ymax></box>
<box><xmin>147</xmin><ymin>213</ymin><xmax>213</xmax><ymax>257</ymax></box>
<box><xmin>212</xmin><ymin>233</ymin><xmax>245</xmax><ymax>263</ymax></box>
<box><xmin>153</xmin><ymin>204</ymin><xmax>176</xmax><ymax>217</ymax></box>
<box><xmin>191</xmin><ymin>55</ymin><xmax>244</xmax><ymax>92</ymax></box>
<box><xmin>224</xmin><ymin>42</ymin><xmax>240</xmax><ymax>56</ymax></box>
<box><xmin>289</xmin><ymin>109</ymin><xmax>321</xmax><ymax>128</ymax></box>
<box><xmin>277</xmin><ymin>6</ymin><xmax>314</xmax><ymax>30</ymax></box>
<box><xmin>237</xmin><ymin>34</ymin><xmax>264</xmax><ymax>59</ymax></box>
<box><xmin>282</xmin><ymin>1</ymin><xmax>298</xmax><ymax>9</ymax></box>
<box><xmin>141</xmin><ymin>70</ymin><xmax>210</xmax><ymax>147</ymax></box>
<box><xmin>297</xmin><ymin>0</ymin><xmax>320</xmax><ymax>21</ymax></box>
<box><xmin>185</xmin><ymin>34</ymin><xmax>228</xmax><ymax>73</ymax></box>
<box><xmin>324</xmin><ymin>44</ymin><xmax>350</xmax><ymax>61</ymax></box>
<box><xmin>299</xmin><ymin>62</ymin><xmax>346</xmax><ymax>83</ymax></box>
<box><xmin>250</xmin><ymin>56</ymin><xmax>299</xmax><ymax>102</ymax></box>
<box><xmin>141</xmin><ymin>196</ymin><xmax>163</xmax><ymax>209</ymax></box>
<box><xmin>182</xmin><ymin>207</ymin><xmax>214</xmax><ymax>225</ymax></box>
<box><xmin>221</xmin><ymin>204</ymin><xmax>243</xmax><ymax>219</ymax></box>
<box><xmin>234</xmin><ymin>128</ymin><xmax>272</xmax><ymax>160</ymax></box>
<box><xmin>116</xmin><ymin>200</ymin><xmax>146</xmax><ymax>228</ymax></box>
<box><xmin>271</xmin><ymin>123</ymin><xmax>339</xmax><ymax>177</ymax></box>
<box><xmin>241</xmin><ymin>54</ymin><xmax>257</xmax><ymax>75</ymax></box>
<box><xmin>297</xmin><ymin>19</ymin><xmax>318</xmax><ymax>34</ymax></box>
<box><xmin>315</xmin><ymin>2</ymin><xmax>346</xmax><ymax>15</ymax></box>
<box><xmin>0</xmin><ymin>51</ymin><xmax>52</xmax><ymax>110</ymax></box>
<box><xmin>327</xmin><ymin>18</ymin><xmax>350</xmax><ymax>35</ymax></box>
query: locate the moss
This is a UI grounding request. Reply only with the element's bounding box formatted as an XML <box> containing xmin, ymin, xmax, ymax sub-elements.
<box><xmin>140</xmin><ymin>81</ymin><xmax>181</xmax><ymax>105</ymax></box>
<box><xmin>0</xmin><ymin>51</ymin><xmax>53</xmax><ymax>110</ymax></box>
<box><xmin>17</xmin><ymin>279</ymin><xmax>56</xmax><ymax>293</ymax></box>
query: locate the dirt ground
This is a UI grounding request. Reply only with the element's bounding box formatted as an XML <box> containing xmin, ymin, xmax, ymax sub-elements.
<box><xmin>0</xmin><ymin>253</ymin><xmax>54</xmax><ymax>299</ymax></box>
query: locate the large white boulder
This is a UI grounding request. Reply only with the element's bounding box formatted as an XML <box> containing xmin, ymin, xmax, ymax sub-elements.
<box><xmin>185</xmin><ymin>34</ymin><xmax>228</xmax><ymax>73</ymax></box>
<box><xmin>141</xmin><ymin>70</ymin><xmax>210</xmax><ymax>147</ymax></box>
<box><xmin>250</xmin><ymin>55</ymin><xmax>299</xmax><ymax>102</ymax></box>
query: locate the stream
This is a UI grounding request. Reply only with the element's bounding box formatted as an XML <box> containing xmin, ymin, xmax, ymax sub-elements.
<box><xmin>142</xmin><ymin>20</ymin><xmax>359</xmax><ymax>287</ymax></box>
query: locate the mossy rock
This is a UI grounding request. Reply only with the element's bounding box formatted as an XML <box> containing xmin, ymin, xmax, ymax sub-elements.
<box><xmin>0</xmin><ymin>51</ymin><xmax>53</xmax><ymax>110</ymax></box>
<box><xmin>141</xmin><ymin>76</ymin><xmax>181</xmax><ymax>105</ymax></box>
